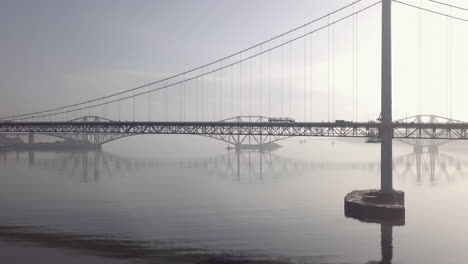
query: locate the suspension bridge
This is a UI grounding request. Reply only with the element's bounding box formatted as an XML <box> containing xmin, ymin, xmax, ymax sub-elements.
<box><xmin>1</xmin><ymin>114</ymin><xmax>468</xmax><ymax>140</ymax></box>
<box><xmin>1</xmin><ymin>0</ymin><xmax>468</xmax><ymax>217</ymax></box>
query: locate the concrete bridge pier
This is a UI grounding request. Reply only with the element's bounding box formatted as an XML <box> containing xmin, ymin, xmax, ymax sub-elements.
<box><xmin>82</xmin><ymin>151</ymin><xmax>89</xmax><ymax>180</ymax></box>
<box><xmin>345</xmin><ymin>0</ymin><xmax>404</xmax><ymax>221</ymax></box>
<box><xmin>428</xmin><ymin>144</ymin><xmax>438</xmax><ymax>154</ymax></box>
<box><xmin>345</xmin><ymin>196</ymin><xmax>404</xmax><ymax>263</ymax></box>
<box><xmin>413</xmin><ymin>144</ymin><xmax>423</xmax><ymax>154</ymax></box>
<box><xmin>428</xmin><ymin>145</ymin><xmax>438</xmax><ymax>184</ymax></box>
<box><xmin>413</xmin><ymin>145</ymin><xmax>423</xmax><ymax>183</ymax></box>
<box><xmin>28</xmin><ymin>133</ymin><xmax>35</xmax><ymax>144</ymax></box>
<box><xmin>93</xmin><ymin>151</ymin><xmax>100</xmax><ymax>182</ymax></box>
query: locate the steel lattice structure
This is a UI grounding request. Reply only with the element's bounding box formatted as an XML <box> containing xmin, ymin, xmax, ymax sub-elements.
<box><xmin>2</xmin><ymin>114</ymin><xmax>468</xmax><ymax>140</ymax></box>
<box><xmin>43</xmin><ymin>116</ymin><xmax>132</xmax><ymax>145</ymax></box>
<box><xmin>394</xmin><ymin>115</ymin><xmax>464</xmax><ymax>146</ymax></box>
<box><xmin>1</xmin><ymin>116</ymin><xmax>293</xmax><ymax>147</ymax></box>
<box><xmin>202</xmin><ymin>116</ymin><xmax>291</xmax><ymax>148</ymax></box>
<box><xmin>0</xmin><ymin>121</ymin><xmax>377</xmax><ymax>137</ymax></box>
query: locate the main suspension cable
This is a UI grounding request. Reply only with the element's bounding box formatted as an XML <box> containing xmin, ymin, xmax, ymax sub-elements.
<box><xmin>0</xmin><ymin>0</ymin><xmax>365</xmax><ymax>121</ymax></box>
<box><xmin>7</xmin><ymin>1</ymin><xmax>383</xmax><ymax>121</ymax></box>
<box><xmin>393</xmin><ymin>0</ymin><xmax>468</xmax><ymax>22</ymax></box>
<box><xmin>427</xmin><ymin>0</ymin><xmax>468</xmax><ymax>12</ymax></box>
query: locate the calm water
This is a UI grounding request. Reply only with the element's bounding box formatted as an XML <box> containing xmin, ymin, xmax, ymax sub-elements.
<box><xmin>1</xmin><ymin>135</ymin><xmax>468</xmax><ymax>263</ymax></box>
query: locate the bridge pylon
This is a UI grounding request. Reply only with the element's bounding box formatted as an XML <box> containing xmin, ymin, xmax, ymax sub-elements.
<box><xmin>345</xmin><ymin>0</ymin><xmax>405</xmax><ymax>224</ymax></box>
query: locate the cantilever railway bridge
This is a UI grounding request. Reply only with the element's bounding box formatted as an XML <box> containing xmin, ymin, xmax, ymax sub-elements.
<box><xmin>2</xmin><ymin>117</ymin><xmax>468</xmax><ymax>140</ymax></box>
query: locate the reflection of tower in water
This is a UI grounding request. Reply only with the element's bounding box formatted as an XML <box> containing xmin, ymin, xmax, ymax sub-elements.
<box><xmin>346</xmin><ymin>200</ymin><xmax>404</xmax><ymax>264</ymax></box>
<box><xmin>365</xmin><ymin>223</ymin><xmax>395</xmax><ymax>264</ymax></box>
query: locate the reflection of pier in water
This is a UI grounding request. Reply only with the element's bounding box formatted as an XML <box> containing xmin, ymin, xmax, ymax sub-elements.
<box><xmin>365</xmin><ymin>223</ymin><xmax>397</xmax><ymax>264</ymax></box>
<box><xmin>2</xmin><ymin>142</ymin><xmax>467</xmax><ymax>185</ymax></box>
<box><xmin>346</xmin><ymin>195</ymin><xmax>404</xmax><ymax>264</ymax></box>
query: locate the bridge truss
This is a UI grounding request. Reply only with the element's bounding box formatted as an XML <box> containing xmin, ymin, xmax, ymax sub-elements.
<box><xmin>3</xmin><ymin>119</ymin><xmax>468</xmax><ymax>140</ymax></box>
<box><xmin>202</xmin><ymin>116</ymin><xmax>290</xmax><ymax>149</ymax></box>
<box><xmin>46</xmin><ymin>116</ymin><xmax>132</xmax><ymax>145</ymax></box>
<box><xmin>394</xmin><ymin>115</ymin><xmax>464</xmax><ymax>146</ymax></box>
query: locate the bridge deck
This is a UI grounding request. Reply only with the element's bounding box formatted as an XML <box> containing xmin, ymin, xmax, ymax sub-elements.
<box><xmin>1</xmin><ymin>121</ymin><xmax>468</xmax><ymax>140</ymax></box>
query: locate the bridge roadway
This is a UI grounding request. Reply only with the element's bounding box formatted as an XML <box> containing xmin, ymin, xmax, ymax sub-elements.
<box><xmin>1</xmin><ymin>121</ymin><xmax>468</xmax><ymax>140</ymax></box>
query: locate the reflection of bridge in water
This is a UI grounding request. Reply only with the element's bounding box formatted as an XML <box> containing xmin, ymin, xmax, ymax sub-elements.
<box><xmin>3</xmin><ymin>142</ymin><xmax>466</xmax><ymax>185</ymax></box>
<box><xmin>3</xmin><ymin>114</ymin><xmax>466</xmax><ymax>187</ymax></box>
<box><xmin>1</xmin><ymin>147</ymin><xmax>417</xmax><ymax>264</ymax></box>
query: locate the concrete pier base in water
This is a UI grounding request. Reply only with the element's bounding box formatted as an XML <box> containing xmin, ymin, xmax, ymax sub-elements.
<box><xmin>345</xmin><ymin>189</ymin><xmax>405</xmax><ymax>224</ymax></box>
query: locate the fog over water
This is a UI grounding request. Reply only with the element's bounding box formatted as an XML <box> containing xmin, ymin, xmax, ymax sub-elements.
<box><xmin>2</xmin><ymin>0</ymin><xmax>468</xmax><ymax>263</ymax></box>
<box><xmin>1</xmin><ymin>136</ymin><xmax>468</xmax><ymax>263</ymax></box>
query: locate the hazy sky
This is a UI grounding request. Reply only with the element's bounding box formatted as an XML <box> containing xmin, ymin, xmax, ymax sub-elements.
<box><xmin>1</xmin><ymin>0</ymin><xmax>468</xmax><ymax>122</ymax></box>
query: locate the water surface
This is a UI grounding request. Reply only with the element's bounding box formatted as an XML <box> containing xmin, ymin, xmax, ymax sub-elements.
<box><xmin>1</xmin><ymin>135</ymin><xmax>467</xmax><ymax>263</ymax></box>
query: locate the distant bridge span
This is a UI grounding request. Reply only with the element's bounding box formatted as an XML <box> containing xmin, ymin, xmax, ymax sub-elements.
<box><xmin>2</xmin><ymin>119</ymin><xmax>468</xmax><ymax>140</ymax></box>
<box><xmin>0</xmin><ymin>116</ymin><xmax>293</xmax><ymax>147</ymax></box>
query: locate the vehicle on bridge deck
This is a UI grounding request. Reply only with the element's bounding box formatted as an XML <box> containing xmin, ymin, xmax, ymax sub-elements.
<box><xmin>335</xmin><ymin>120</ymin><xmax>353</xmax><ymax>125</ymax></box>
<box><xmin>268</xmin><ymin>117</ymin><xmax>295</xmax><ymax>123</ymax></box>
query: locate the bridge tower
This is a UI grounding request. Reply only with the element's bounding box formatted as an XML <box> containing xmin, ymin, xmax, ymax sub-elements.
<box><xmin>381</xmin><ymin>0</ymin><xmax>393</xmax><ymax>193</ymax></box>
<box><xmin>345</xmin><ymin>0</ymin><xmax>405</xmax><ymax>222</ymax></box>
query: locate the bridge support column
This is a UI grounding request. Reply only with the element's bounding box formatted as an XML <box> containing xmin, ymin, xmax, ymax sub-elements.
<box><xmin>28</xmin><ymin>133</ymin><xmax>35</xmax><ymax>144</ymax></box>
<box><xmin>380</xmin><ymin>0</ymin><xmax>393</xmax><ymax>194</ymax></box>
<box><xmin>82</xmin><ymin>151</ymin><xmax>89</xmax><ymax>180</ymax></box>
<box><xmin>93</xmin><ymin>151</ymin><xmax>100</xmax><ymax>182</ymax></box>
<box><xmin>344</xmin><ymin>0</ymin><xmax>404</xmax><ymax>221</ymax></box>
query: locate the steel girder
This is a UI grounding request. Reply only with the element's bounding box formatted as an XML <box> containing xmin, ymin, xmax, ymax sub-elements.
<box><xmin>2</xmin><ymin>121</ymin><xmax>468</xmax><ymax>140</ymax></box>
<box><xmin>0</xmin><ymin>121</ymin><xmax>378</xmax><ymax>137</ymax></box>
